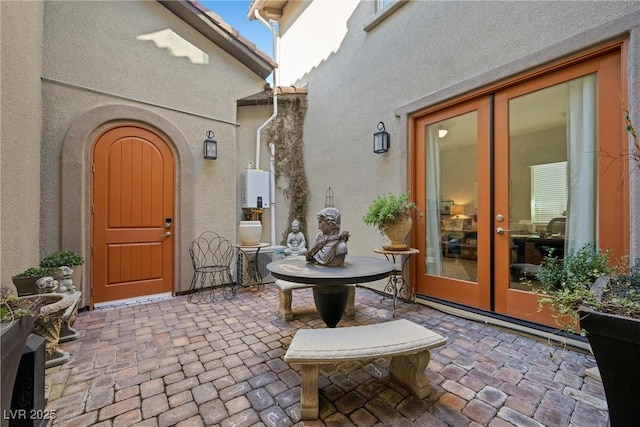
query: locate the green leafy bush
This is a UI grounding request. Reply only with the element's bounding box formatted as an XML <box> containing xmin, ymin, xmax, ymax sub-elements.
<box><xmin>535</xmin><ymin>243</ymin><xmax>640</xmax><ymax>333</ymax></box>
<box><xmin>363</xmin><ymin>192</ymin><xmax>421</xmax><ymax>234</ymax></box>
<box><xmin>600</xmin><ymin>257</ymin><xmax>640</xmax><ymax>319</ymax></box>
<box><xmin>0</xmin><ymin>286</ymin><xmax>39</xmax><ymax>322</ymax></box>
<box><xmin>12</xmin><ymin>266</ymin><xmax>60</xmax><ymax>279</ymax></box>
<box><xmin>40</xmin><ymin>250</ymin><xmax>84</xmax><ymax>268</ymax></box>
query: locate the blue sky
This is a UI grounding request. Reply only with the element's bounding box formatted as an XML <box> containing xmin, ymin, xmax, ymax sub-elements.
<box><xmin>199</xmin><ymin>0</ymin><xmax>273</xmax><ymax>56</ymax></box>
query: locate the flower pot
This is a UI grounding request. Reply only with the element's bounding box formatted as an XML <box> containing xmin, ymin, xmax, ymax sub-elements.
<box><xmin>239</xmin><ymin>221</ymin><xmax>262</xmax><ymax>246</ymax></box>
<box><xmin>22</xmin><ymin>294</ymin><xmax>75</xmax><ymax>363</ymax></box>
<box><xmin>383</xmin><ymin>217</ymin><xmax>412</xmax><ymax>251</ymax></box>
<box><xmin>12</xmin><ymin>271</ymin><xmax>64</xmax><ymax>297</ymax></box>
<box><xmin>69</xmin><ymin>264</ymin><xmax>84</xmax><ymax>291</ymax></box>
<box><xmin>1</xmin><ymin>316</ymin><xmax>35</xmax><ymax>425</ymax></box>
<box><xmin>579</xmin><ymin>304</ymin><xmax>640</xmax><ymax>427</ymax></box>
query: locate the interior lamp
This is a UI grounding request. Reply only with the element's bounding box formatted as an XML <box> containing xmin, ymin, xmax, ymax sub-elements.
<box><xmin>451</xmin><ymin>204</ymin><xmax>466</xmax><ymax>218</ymax></box>
<box><xmin>203</xmin><ymin>130</ymin><xmax>217</xmax><ymax>160</ymax></box>
<box><xmin>438</xmin><ymin>129</ymin><xmax>449</xmax><ymax>138</ymax></box>
<box><xmin>373</xmin><ymin>121</ymin><xmax>390</xmax><ymax>154</ymax></box>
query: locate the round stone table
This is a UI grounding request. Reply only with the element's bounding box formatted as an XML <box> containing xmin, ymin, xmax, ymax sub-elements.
<box><xmin>266</xmin><ymin>255</ymin><xmax>394</xmax><ymax>327</ymax></box>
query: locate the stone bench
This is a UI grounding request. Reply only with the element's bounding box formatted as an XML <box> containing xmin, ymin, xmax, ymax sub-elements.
<box><xmin>275</xmin><ymin>280</ymin><xmax>355</xmax><ymax>321</ymax></box>
<box><xmin>283</xmin><ymin>319</ymin><xmax>447</xmax><ymax>420</ymax></box>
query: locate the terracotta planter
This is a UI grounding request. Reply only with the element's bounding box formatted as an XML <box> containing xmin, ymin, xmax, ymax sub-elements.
<box><xmin>383</xmin><ymin>217</ymin><xmax>412</xmax><ymax>251</ymax></box>
<box><xmin>1</xmin><ymin>316</ymin><xmax>35</xmax><ymax>426</ymax></box>
<box><xmin>579</xmin><ymin>305</ymin><xmax>640</xmax><ymax>427</ymax></box>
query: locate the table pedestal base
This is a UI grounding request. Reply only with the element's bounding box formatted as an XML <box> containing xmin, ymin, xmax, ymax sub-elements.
<box><xmin>313</xmin><ymin>286</ymin><xmax>349</xmax><ymax>328</ymax></box>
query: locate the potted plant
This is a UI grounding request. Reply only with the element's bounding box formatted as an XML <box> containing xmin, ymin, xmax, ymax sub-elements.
<box><xmin>363</xmin><ymin>192</ymin><xmax>421</xmax><ymax>251</ymax></box>
<box><xmin>40</xmin><ymin>250</ymin><xmax>85</xmax><ymax>290</ymax></box>
<box><xmin>1</xmin><ymin>286</ymin><xmax>40</xmax><ymax>422</ymax></box>
<box><xmin>534</xmin><ymin>243</ymin><xmax>614</xmax><ymax>333</ymax></box>
<box><xmin>11</xmin><ymin>266</ymin><xmax>62</xmax><ymax>296</ymax></box>
<box><xmin>534</xmin><ymin>244</ymin><xmax>640</xmax><ymax>426</ymax></box>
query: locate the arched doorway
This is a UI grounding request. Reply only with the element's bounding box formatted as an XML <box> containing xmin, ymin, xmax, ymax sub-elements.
<box><xmin>61</xmin><ymin>105</ymin><xmax>195</xmax><ymax>309</ymax></box>
<box><xmin>91</xmin><ymin>126</ymin><xmax>175</xmax><ymax>304</ymax></box>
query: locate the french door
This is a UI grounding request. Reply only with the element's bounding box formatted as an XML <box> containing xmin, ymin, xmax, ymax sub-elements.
<box><xmin>412</xmin><ymin>46</ymin><xmax>627</xmax><ymax>327</ymax></box>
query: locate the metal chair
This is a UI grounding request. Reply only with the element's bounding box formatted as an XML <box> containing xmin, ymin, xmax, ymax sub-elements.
<box><xmin>188</xmin><ymin>231</ymin><xmax>236</xmax><ymax>302</ymax></box>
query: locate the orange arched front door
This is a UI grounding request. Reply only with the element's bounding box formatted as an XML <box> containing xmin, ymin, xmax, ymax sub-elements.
<box><xmin>91</xmin><ymin>126</ymin><xmax>174</xmax><ymax>305</ymax></box>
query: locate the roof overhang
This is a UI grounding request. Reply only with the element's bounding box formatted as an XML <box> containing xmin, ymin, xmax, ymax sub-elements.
<box><xmin>247</xmin><ymin>0</ymin><xmax>288</xmax><ymax>21</ymax></box>
<box><xmin>159</xmin><ymin>0</ymin><xmax>276</xmax><ymax>79</ymax></box>
<box><xmin>237</xmin><ymin>85</ymin><xmax>306</xmax><ymax>106</ymax></box>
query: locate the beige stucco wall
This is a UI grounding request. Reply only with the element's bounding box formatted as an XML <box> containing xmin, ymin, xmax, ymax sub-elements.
<box><xmin>277</xmin><ymin>0</ymin><xmax>359</xmax><ymax>87</ymax></box>
<box><xmin>36</xmin><ymin>1</ymin><xmax>267</xmax><ymax>303</ymax></box>
<box><xmin>0</xmin><ymin>1</ymin><xmax>44</xmax><ymax>287</ymax></box>
<box><xmin>278</xmin><ymin>1</ymin><xmax>640</xmax><ymax>261</ymax></box>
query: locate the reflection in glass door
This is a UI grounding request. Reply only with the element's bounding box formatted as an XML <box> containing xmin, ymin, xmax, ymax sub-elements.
<box><xmin>493</xmin><ymin>49</ymin><xmax>625</xmax><ymax>326</ymax></box>
<box><xmin>414</xmin><ymin>99</ymin><xmax>491</xmax><ymax>310</ymax></box>
<box><xmin>425</xmin><ymin>112</ymin><xmax>478</xmax><ymax>282</ymax></box>
<box><xmin>412</xmin><ymin>48</ymin><xmax>625</xmax><ymax>327</ymax></box>
<box><xmin>506</xmin><ymin>75</ymin><xmax>597</xmax><ymax>291</ymax></box>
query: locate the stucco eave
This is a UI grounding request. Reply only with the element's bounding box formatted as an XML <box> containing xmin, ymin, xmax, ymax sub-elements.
<box><xmin>159</xmin><ymin>0</ymin><xmax>276</xmax><ymax>79</ymax></box>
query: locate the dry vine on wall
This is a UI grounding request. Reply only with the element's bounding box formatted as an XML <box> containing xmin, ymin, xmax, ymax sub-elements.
<box><xmin>265</xmin><ymin>94</ymin><xmax>310</xmax><ymax>245</ymax></box>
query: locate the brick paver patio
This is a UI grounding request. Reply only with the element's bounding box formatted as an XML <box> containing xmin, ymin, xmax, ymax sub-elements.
<box><xmin>44</xmin><ymin>284</ymin><xmax>609</xmax><ymax>426</ymax></box>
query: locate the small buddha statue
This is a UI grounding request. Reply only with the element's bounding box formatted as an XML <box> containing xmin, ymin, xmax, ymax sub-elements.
<box><xmin>283</xmin><ymin>219</ymin><xmax>308</xmax><ymax>257</ymax></box>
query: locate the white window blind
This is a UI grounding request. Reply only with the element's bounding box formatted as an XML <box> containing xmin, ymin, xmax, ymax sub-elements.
<box><xmin>530</xmin><ymin>161</ymin><xmax>567</xmax><ymax>225</ymax></box>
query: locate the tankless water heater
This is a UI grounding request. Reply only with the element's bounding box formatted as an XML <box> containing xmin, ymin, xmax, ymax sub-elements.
<box><xmin>241</xmin><ymin>169</ymin><xmax>270</xmax><ymax>209</ymax></box>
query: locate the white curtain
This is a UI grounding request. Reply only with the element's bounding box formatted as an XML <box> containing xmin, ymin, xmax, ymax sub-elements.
<box><xmin>425</xmin><ymin>126</ymin><xmax>442</xmax><ymax>275</ymax></box>
<box><xmin>566</xmin><ymin>74</ymin><xmax>597</xmax><ymax>252</ymax></box>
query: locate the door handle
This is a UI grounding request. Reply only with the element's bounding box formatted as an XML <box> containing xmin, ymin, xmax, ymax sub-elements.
<box><xmin>162</xmin><ymin>232</ymin><xmax>172</xmax><ymax>238</ymax></box>
<box><xmin>496</xmin><ymin>227</ymin><xmax>511</xmax><ymax>235</ymax></box>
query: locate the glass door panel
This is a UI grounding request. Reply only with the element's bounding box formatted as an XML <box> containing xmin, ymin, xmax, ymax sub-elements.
<box><xmin>493</xmin><ymin>60</ymin><xmax>616</xmax><ymax>325</ymax></box>
<box><xmin>412</xmin><ymin>48</ymin><xmax>624</xmax><ymax>327</ymax></box>
<box><xmin>506</xmin><ymin>77</ymin><xmax>599</xmax><ymax>291</ymax></box>
<box><xmin>414</xmin><ymin>98</ymin><xmax>491</xmax><ymax>310</ymax></box>
<box><xmin>425</xmin><ymin>112</ymin><xmax>478</xmax><ymax>281</ymax></box>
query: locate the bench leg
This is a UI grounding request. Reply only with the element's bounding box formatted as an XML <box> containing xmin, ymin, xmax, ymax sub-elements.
<box><xmin>299</xmin><ymin>364</ymin><xmax>319</xmax><ymax>420</ymax></box>
<box><xmin>278</xmin><ymin>289</ymin><xmax>294</xmax><ymax>320</ymax></box>
<box><xmin>389</xmin><ymin>350</ymin><xmax>432</xmax><ymax>399</ymax></box>
<box><xmin>344</xmin><ymin>286</ymin><xmax>355</xmax><ymax>318</ymax></box>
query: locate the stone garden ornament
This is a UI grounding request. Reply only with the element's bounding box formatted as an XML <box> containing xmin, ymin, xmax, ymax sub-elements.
<box><xmin>306</xmin><ymin>207</ymin><xmax>350</xmax><ymax>267</ymax></box>
<box><xmin>284</xmin><ymin>219</ymin><xmax>308</xmax><ymax>257</ymax></box>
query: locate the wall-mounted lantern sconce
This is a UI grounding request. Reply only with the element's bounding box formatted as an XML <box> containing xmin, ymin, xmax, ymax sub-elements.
<box><xmin>203</xmin><ymin>130</ymin><xmax>217</xmax><ymax>160</ymax></box>
<box><xmin>325</xmin><ymin>187</ymin><xmax>334</xmax><ymax>208</ymax></box>
<box><xmin>373</xmin><ymin>121</ymin><xmax>390</xmax><ymax>154</ymax></box>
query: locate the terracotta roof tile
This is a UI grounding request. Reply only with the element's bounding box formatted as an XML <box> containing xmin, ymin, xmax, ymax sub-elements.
<box><xmin>237</xmin><ymin>86</ymin><xmax>307</xmax><ymax>106</ymax></box>
<box><xmin>184</xmin><ymin>1</ymin><xmax>276</xmax><ymax>68</ymax></box>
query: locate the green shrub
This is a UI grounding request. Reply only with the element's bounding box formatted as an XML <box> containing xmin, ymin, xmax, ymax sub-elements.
<box><xmin>40</xmin><ymin>250</ymin><xmax>84</xmax><ymax>268</ymax></box>
<box><xmin>600</xmin><ymin>257</ymin><xmax>640</xmax><ymax>319</ymax></box>
<box><xmin>12</xmin><ymin>266</ymin><xmax>60</xmax><ymax>279</ymax></box>
<box><xmin>363</xmin><ymin>192</ymin><xmax>420</xmax><ymax>234</ymax></box>
<box><xmin>1</xmin><ymin>286</ymin><xmax>39</xmax><ymax>322</ymax></box>
<box><xmin>535</xmin><ymin>243</ymin><xmax>640</xmax><ymax>333</ymax></box>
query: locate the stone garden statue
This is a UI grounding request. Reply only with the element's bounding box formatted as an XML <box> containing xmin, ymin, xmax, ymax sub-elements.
<box><xmin>283</xmin><ymin>219</ymin><xmax>307</xmax><ymax>257</ymax></box>
<box><xmin>306</xmin><ymin>207</ymin><xmax>350</xmax><ymax>267</ymax></box>
<box><xmin>58</xmin><ymin>266</ymin><xmax>76</xmax><ymax>293</ymax></box>
<box><xmin>36</xmin><ymin>275</ymin><xmax>59</xmax><ymax>293</ymax></box>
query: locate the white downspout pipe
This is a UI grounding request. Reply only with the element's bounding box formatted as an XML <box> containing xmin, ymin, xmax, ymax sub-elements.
<box><xmin>254</xmin><ymin>9</ymin><xmax>279</xmax><ymax>245</ymax></box>
<box><xmin>269</xmin><ymin>142</ymin><xmax>277</xmax><ymax>245</ymax></box>
<box><xmin>254</xmin><ymin>10</ymin><xmax>278</xmax><ymax>170</ymax></box>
